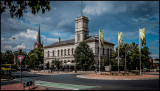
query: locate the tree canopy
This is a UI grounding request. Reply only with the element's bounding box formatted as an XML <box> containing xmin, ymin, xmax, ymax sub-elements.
<box><xmin>112</xmin><ymin>42</ymin><xmax>151</xmax><ymax>70</ymax></box>
<box><xmin>74</xmin><ymin>41</ymin><xmax>95</xmax><ymax>70</ymax></box>
<box><xmin>1</xmin><ymin>0</ymin><xmax>51</xmax><ymax>18</ymax></box>
<box><xmin>27</xmin><ymin>48</ymin><xmax>44</xmax><ymax>69</ymax></box>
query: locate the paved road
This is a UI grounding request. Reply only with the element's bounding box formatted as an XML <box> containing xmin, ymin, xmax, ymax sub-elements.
<box><xmin>3</xmin><ymin>71</ymin><xmax>159</xmax><ymax>90</ymax></box>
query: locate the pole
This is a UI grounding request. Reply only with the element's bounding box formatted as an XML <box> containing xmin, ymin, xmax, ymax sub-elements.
<box><xmin>99</xmin><ymin>30</ymin><xmax>101</xmax><ymax>74</ymax></box>
<box><xmin>139</xmin><ymin>28</ymin><xmax>141</xmax><ymax>74</ymax></box>
<box><xmin>20</xmin><ymin>62</ymin><xmax>22</xmax><ymax>83</ymax></box>
<box><xmin>118</xmin><ymin>32</ymin><xmax>120</xmax><ymax>73</ymax></box>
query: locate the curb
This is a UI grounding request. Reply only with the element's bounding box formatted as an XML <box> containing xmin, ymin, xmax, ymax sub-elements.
<box><xmin>76</xmin><ymin>75</ymin><xmax>159</xmax><ymax>80</ymax></box>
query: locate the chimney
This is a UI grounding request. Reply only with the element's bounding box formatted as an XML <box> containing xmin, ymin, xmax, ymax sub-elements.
<box><xmin>94</xmin><ymin>34</ymin><xmax>98</xmax><ymax>38</ymax></box>
<box><xmin>58</xmin><ymin>38</ymin><xmax>61</xmax><ymax>42</ymax></box>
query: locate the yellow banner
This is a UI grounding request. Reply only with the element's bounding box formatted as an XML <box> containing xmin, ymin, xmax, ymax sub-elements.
<box><xmin>140</xmin><ymin>28</ymin><xmax>146</xmax><ymax>46</ymax></box>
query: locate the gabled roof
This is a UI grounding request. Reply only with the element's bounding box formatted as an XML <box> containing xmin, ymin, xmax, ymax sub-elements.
<box><xmin>43</xmin><ymin>39</ymin><xmax>75</xmax><ymax>48</ymax></box>
<box><xmin>44</xmin><ymin>36</ymin><xmax>115</xmax><ymax>48</ymax></box>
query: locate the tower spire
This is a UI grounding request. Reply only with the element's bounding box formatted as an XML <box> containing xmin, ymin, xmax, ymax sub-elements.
<box><xmin>37</xmin><ymin>24</ymin><xmax>41</xmax><ymax>45</ymax></box>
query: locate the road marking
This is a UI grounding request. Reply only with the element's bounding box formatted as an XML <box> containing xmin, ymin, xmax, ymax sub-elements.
<box><xmin>35</xmin><ymin>80</ymin><xmax>98</xmax><ymax>90</ymax></box>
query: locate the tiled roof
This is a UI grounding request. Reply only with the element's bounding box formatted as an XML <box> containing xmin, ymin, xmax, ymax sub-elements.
<box><xmin>44</xmin><ymin>36</ymin><xmax>115</xmax><ymax>48</ymax></box>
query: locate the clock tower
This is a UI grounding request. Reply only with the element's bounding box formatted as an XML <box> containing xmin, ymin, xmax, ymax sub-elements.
<box><xmin>75</xmin><ymin>16</ymin><xmax>89</xmax><ymax>43</ymax></box>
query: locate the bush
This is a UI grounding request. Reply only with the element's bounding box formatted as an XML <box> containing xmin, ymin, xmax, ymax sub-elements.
<box><xmin>111</xmin><ymin>65</ymin><xmax>124</xmax><ymax>71</ymax></box>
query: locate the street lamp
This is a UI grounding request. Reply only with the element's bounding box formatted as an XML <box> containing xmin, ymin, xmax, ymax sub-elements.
<box><xmin>1</xmin><ymin>37</ymin><xmax>16</xmax><ymax>41</ymax></box>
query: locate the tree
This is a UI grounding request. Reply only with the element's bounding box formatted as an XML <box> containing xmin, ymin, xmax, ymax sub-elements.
<box><xmin>74</xmin><ymin>41</ymin><xmax>95</xmax><ymax>71</ymax></box>
<box><xmin>1</xmin><ymin>0</ymin><xmax>51</xmax><ymax>18</ymax></box>
<box><xmin>51</xmin><ymin>59</ymin><xmax>62</xmax><ymax>73</ymax></box>
<box><xmin>27</xmin><ymin>48</ymin><xmax>44</xmax><ymax>69</ymax></box>
<box><xmin>1</xmin><ymin>50</ymin><xmax>14</xmax><ymax>64</ymax></box>
<box><xmin>141</xmin><ymin>46</ymin><xmax>151</xmax><ymax>69</ymax></box>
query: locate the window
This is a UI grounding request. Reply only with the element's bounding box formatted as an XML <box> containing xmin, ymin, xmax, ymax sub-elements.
<box><xmin>110</xmin><ymin>49</ymin><xmax>112</xmax><ymax>57</ymax></box>
<box><xmin>64</xmin><ymin>49</ymin><xmax>66</xmax><ymax>56</ymax></box>
<box><xmin>103</xmin><ymin>48</ymin><xmax>105</xmax><ymax>55</ymax></box>
<box><xmin>61</xmin><ymin>49</ymin><xmax>63</xmax><ymax>56</ymax></box>
<box><xmin>58</xmin><ymin>50</ymin><xmax>59</xmax><ymax>56</ymax></box>
<box><xmin>72</xmin><ymin>48</ymin><xmax>74</xmax><ymax>55</ymax></box>
<box><xmin>107</xmin><ymin>48</ymin><xmax>109</xmax><ymax>57</ymax></box>
<box><xmin>53</xmin><ymin>50</ymin><xmax>54</xmax><ymax>56</ymax></box>
<box><xmin>64</xmin><ymin>60</ymin><xmax>67</xmax><ymax>64</ymax></box>
<box><xmin>98</xmin><ymin>46</ymin><xmax>99</xmax><ymax>54</ymax></box>
<box><xmin>48</xmin><ymin>51</ymin><xmax>49</xmax><ymax>57</ymax></box>
<box><xmin>68</xmin><ymin>49</ymin><xmax>70</xmax><ymax>55</ymax></box>
<box><xmin>71</xmin><ymin>60</ymin><xmax>74</xmax><ymax>63</ymax></box>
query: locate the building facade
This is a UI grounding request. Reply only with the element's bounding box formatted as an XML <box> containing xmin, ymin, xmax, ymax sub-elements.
<box><xmin>43</xmin><ymin>16</ymin><xmax>115</xmax><ymax>69</ymax></box>
<box><xmin>34</xmin><ymin>25</ymin><xmax>43</xmax><ymax>49</ymax></box>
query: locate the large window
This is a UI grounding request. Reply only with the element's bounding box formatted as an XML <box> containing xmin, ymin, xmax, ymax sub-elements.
<box><xmin>58</xmin><ymin>50</ymin><xmax>59</xmax><ymax>56</ymax></box>
<box><xmin>68</xmin><ymin>49</ymin><xmax>70</xmax><ymax>55</ymax></box>
<box><xmin>52</xmin><ymin>50</ymin><xmax>54</xmax><ymax>56</ymax></box>
<box><xmin>61</xmin><ymin>49</ymin><xmax>63</xmax><ymax>56</ymax></box>
<box><xmin>72</xmin><ymin>48</ymin><xmax>74</xmax><ymax>55</ymax></box>
<box><xmin>64</xmin><ymin>49</ymin><xmax>66</xmax><ymax>56</ymax></box>
<box><xmin>48</xmin><ymin>51</ymin><xmax>49</xmax><ymax>57</ymax></box>
<box><xmin>103</xmin><ymin>48</ymin><xmax>105</xmax><ymax>55</ymax></box>
<box><xmin>98</xmin><ymin>46</ymin><xmax>99</xmax><ymax>54</ymax></box>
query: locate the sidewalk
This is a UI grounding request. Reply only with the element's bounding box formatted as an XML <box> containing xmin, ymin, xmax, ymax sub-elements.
<box><xmin>76</xmin><ymin>73</ymin><xmax>159</xmax><ymax>80</ymax></box>
<box><xmin>1</xmin><ymin>82</ymin><xmax>46</xmax><ymax>90</ymax></box>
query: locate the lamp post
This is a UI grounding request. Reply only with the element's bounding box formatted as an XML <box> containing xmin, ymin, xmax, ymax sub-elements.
<box><xmin>1</xmin><ymin>37</ymin><xmax>16</xmax><ymax>41</ymax></box>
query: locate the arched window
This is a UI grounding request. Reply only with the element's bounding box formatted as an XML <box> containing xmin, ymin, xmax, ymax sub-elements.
<box><xmin>64</xmin><ymin>60</ymin><xmax>67</xmax><ymax>64</ymax></box>
<box><xmin>110</xmin><ymin>49</ymin><xmax>112</xmax><ymax>57</ymax></box>
<box><xmin>107</xmin><ymin>48</ymin><xmax>109</xmax><ymax>57</ymax></box>
<box><xmin>64</xmin><ymin>49</ymin><xmax>66</xmax><ymax>56</ymax></box>
<box><xmin>61</xmin><ymin>49</ymin><xmax>63</xmax><ymax>56</ymax></box>
<box><xmin>72</xmin><ymin>48</ymin><xmax>74</xmax><ymax>55</ymax></box>
<box><xmin>98</xmin><ymin>46</ymin><xmax>99</xmax><ymax>54</ymax></box>
<box><xmin>71</xmin><ymin>60</ymin><xmax>74</xmax><ymax>63</ymax></box>
<box><xmin>48</xmin><ymin>51</ymin><xmax>49</xmax><ymax>57</ymax></box>
<box><xmin>53</xmin><ymin>50</ymin><xmax>54</xmax><ymax>56</ymax></box>
<box><xmin>68</xmin><ymin>49</ymin><xmax>70</xmax><ymax>55</ymax></box>
<box><xmin>103</xmin><ymin>48</ymin><xmax>105</xmax><ymax>55</ymax></box>
<box><xmin>68</xmin><ymin>60</ymin><xmax>70</xmax><ymax>62</ymax></box>
<box><xmin>58</xmin><ymin>50</ymin><xmax>59</xmax><ymax>56</ymax></box>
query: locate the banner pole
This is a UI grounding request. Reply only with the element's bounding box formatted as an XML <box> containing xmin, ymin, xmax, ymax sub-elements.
<box><xmin>20</xmin><ymin>62</ymin><xmax>22</xmax><ymax>83</ymax></box>
<box><xmin>139</xmin><ymin>27</ymin><xmax>141</xmax><ymax>74</ymax></box>
<box><xmin>99</xmin><ymin>30</ymin><xmax>101</xmax><ymax>74</ymax></box>
<box><xmin>118</xmin><ymin>32</ymin><xmax>119</xmax><ymax>73</ymax></box>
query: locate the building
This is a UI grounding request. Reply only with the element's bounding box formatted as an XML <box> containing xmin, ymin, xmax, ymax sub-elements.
<box><xmin>43</xmin><ymin>15</ymin><xmax>115</xmax><ymax>69</ymax></box>
<box><xmin>34</xmin><ymin>25</ymin><xmax>43</xmax><ymax>49</ymax></box>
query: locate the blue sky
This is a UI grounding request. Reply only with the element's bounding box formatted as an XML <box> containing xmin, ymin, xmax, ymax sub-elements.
<box><xmin>1</xmin><ymin>1</ymin><xmax>159</xmax><ymax>59</ymax></box>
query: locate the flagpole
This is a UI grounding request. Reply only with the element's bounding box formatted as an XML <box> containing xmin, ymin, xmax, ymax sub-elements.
<box><xmin>118</xmin><ymin>32</ymin><xmax>120</xmax><ymax>73</ymax></box>
<box><xmin>99</xmin><ymin>30</ymin><xmax>101</xmax><ymax>74</ymax></box>
<box><xmin>139</xmin><ymin>27</ymin><xmax>141</xmax><ymax>74</ymax></box>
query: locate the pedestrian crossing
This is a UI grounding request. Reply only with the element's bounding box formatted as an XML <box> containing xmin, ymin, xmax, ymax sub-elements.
<box><xmin>35</xmin><ymin>80</ymin><xmax>98</xmax><ymax>90</ymax></box>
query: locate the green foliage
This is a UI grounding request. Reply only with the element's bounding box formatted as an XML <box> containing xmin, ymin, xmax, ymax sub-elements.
<box><xmin>1</xmin><ymin>0</ymin><xmax>51</xmax><ymax>18</ymax></box>
<box><xmin>74</xmin><ymin>41</ymin><xmax>95</xmax><ymax>70</ymax></box>
<box><xmin>51</xmin><ymin>59</ymin><xmax>62</xmax><ymax>72</ymax></box>
<box><xmin>102</xmin><ymin>58</ymin><xmax>110</xmax><ymax>66</ymax></box>
<box><xmin>112</xmin><ymin>42</ymin><xmax>151</xmax><ymax>70</ymax></box>
<box><xmin>27</xmin><ymin>48</ymin><xmax>44</xmax><ymax>69</ymax></box>
<box><xmin>1</xmin><ymin>50</ymin><xmax>14</xmax><ymax>64</ymax></box>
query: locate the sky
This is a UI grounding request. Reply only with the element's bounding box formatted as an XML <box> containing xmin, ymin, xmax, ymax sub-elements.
<box><xmin>1</xmin><ymin>1</ymin><xmax>159</xmax><ymax>59</ymax></box>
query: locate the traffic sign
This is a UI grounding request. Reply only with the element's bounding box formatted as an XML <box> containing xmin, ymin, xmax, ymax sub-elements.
<box><xmin>18</xmin><ymin>55</ymin><xmax>25</xmax><ymax>63</ymax></box>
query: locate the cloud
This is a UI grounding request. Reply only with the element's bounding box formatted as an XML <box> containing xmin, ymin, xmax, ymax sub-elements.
<box><xmin>150</xmin><ymin>54</ymin><xmax>159</xmax><ymax>59</ymax></box>
<box><xmin>83</xmin><ymin>2</ymin><xmax>113</xmax><ymax>15</ymax></box>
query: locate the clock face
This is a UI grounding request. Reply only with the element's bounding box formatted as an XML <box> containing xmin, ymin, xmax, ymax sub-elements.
<box><xmin>78</xmin><ymin>22</ymin><xmax>82</xmax><ymax>28</ymax></box>
<box><xmin>84</xmin><ymin>22</ymin><xmax>87</xmax><ymax>28</ymax></box>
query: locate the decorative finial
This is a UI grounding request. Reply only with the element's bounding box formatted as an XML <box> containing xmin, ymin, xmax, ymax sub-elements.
<box><xmin>81</xmin><ymin>1</ymin><xmax>83</xmax><ymax>16</ymax></box>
